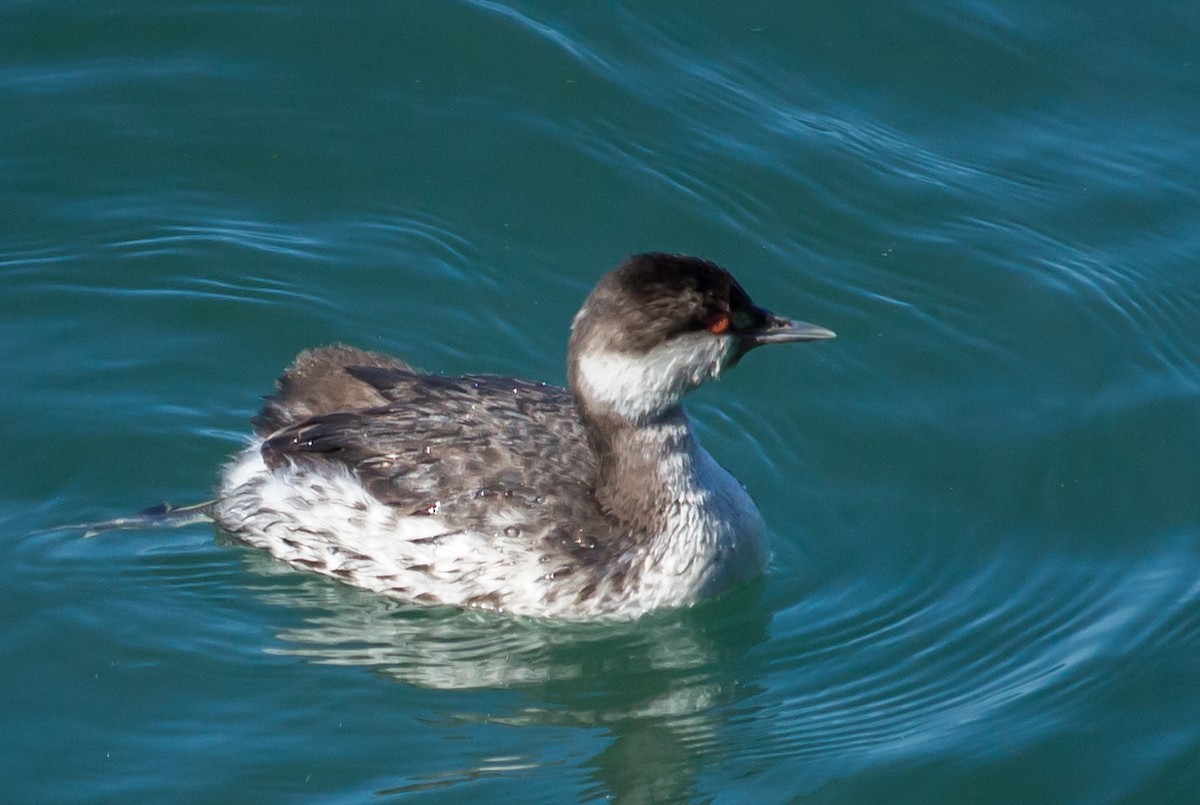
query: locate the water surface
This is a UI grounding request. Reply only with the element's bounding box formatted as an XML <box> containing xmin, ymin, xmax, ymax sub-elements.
<box><xmin>3</xmin><ymin>1</ymin><xmax>1199</xmax><ymax>801</ymax></box>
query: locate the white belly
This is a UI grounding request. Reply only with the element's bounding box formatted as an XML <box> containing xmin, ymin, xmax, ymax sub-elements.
<box><xmin>214</xmin><ymin>443</ymin><xmax>767</xmax><ymax>619</ymax></box>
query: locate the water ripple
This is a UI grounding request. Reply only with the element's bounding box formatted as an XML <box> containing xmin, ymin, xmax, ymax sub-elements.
<box><xmin>114</xmin><ymin>221</ymin><xmax>324</xmax><ymax>261</ymax></box>
<box><xmin>723</xmin><ymin>540</ymin><xmax>1200</xmax><ymax>778</ymax></box>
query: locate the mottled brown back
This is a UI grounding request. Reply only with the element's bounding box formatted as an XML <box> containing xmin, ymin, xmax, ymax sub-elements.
<box><xmin>251</xmin><ymin>345</ymin><xmax>413</xmax><ymax>436</ymax></box>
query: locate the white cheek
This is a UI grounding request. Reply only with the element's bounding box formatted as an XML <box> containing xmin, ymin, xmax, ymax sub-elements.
<box><xmin>575</xmin><ymin>335</ymin><xmax>735</xmax><ymax>420</ymax></box>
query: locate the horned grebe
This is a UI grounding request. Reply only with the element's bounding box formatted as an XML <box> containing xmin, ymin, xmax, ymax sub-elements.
<box><xmin>212</xmin><ymin>253</ymin><xmax>834</xmax><ymax>619</ymax></box>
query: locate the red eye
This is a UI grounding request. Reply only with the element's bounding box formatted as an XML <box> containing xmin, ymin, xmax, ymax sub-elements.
<box><xmin>707</xmin><ymin>312</ymin><xmax>731</xmax><ymax>334</ymax></box>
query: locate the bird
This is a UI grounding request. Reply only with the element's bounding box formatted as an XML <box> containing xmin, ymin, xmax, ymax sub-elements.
<box><xmin>206</xmin><ymin>252</ymin><xmax>834</xmax><ymax>619</ymax></box>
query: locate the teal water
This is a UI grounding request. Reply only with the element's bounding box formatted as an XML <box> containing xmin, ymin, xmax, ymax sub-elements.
<box><xmin>4</xmin><ymin>1</ymin><xmax>1199</xmax><ymax>801</ymax></box>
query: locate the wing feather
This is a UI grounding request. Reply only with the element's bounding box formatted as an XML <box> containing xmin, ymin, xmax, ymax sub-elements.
<box><xmin>260</xmin><ymin>371</ymin><xmax>597</xmax><ymax>522</ymax></box>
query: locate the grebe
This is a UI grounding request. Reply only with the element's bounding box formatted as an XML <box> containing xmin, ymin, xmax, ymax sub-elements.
<box><xmin>212</xmin><ymin>253</ymin><xmax>834</xmax><ymax>619</ymax></box>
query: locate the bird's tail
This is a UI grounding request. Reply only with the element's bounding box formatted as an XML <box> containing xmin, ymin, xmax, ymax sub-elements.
<box><xmin>29</xmin><ymin>500</ymin><xmax>215</xmax><ymax>539</ymax></box>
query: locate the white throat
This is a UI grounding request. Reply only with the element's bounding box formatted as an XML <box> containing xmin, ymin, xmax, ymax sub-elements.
<box><xmin>573</xmin><ymin>334</ymin><xmax>737</xmax><ymax>422</ymax></box>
